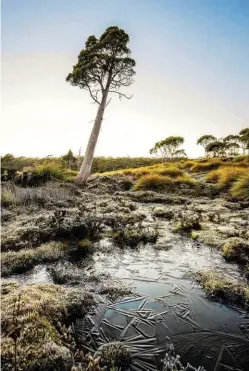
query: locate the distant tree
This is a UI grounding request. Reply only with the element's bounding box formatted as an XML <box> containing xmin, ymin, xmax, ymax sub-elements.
<box><xmin>174</xmin><ymin>149</ymin><xmax>187</xmax><ymax>159</ymax></box>
<box><xmin>1</xmin><ymin>154</ymin><xmax>15</xmax><ymax>162</ymax></box>
<box><xmin>150</xmin><ymin>136</ymin><xmax>185</xmax><ymax>162</ymax></box>
<box><xmin>223</xmin><ymin>135</ymin><xmax>240</xmax><ymax>157</ymax></box>
<box><xmin>1</xmin><ymin>154</ymin><xmax>16</xmax><ymax>169</ymax></box>
<box><xmin>239</xmin><ymin>128</ymin><xmax>249</xmax><ymax>155</ymax></box>
<box><xmin>206</xmin><ymin>140</ymin><xmax>226</xmax><ymax>157</ymax></box>
<box><xmin>66</xmin><ymin>26</ymin><xmax>136</xmax><ymax>182</ymax></box>
<box><xmin>62</xmin><ymin>149</ymin><xmax>74</xmax><ymax>161</ymax></box>
<box><xmin>197</xmin><ymin>135</ymin><xmax>216</xmax><ymax>157</ymax></box>
<box><xmin>62</xmin><ymin>149</ymin><xmax>76</xmax><ymax>169</ymax></box>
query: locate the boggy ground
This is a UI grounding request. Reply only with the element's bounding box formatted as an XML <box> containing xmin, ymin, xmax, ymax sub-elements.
<box><xmin>1</xmin><ymin>173</ymin><xmax>249</xmax><ymax>371</ymax></box>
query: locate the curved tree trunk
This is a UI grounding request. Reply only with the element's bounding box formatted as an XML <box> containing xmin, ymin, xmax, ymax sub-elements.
<box><xmin>76</xmin><ymin>91</ymin><xmax>109</xmax><ymax>183</ymax></box>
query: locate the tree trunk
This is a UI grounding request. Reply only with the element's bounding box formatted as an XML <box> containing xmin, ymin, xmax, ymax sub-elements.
<box><xmin>76</xmin><ymin>91</ymin><xmax>109</xmax><ymax>183</ymax></box>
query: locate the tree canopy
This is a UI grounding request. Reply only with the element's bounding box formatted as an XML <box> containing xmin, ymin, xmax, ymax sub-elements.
<box><xmin>66</xmin><ymin>26</ymin><xmax>136</xmax><ymax>105</ymax></box>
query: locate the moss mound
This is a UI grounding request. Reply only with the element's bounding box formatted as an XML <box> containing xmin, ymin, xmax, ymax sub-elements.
<box><xmin>1</xmin><ymin>283</ymin><xmax>96</xmax><ymax>371</ymax></box>
<box><xmin>222</xmin><ymin>237</ymin><xmax>249</xmax><ymax>264</ymax></box>
<box><xmin>95</xmin><ymin>342</ymin><xmax>130</xmax><ymax>370</ymax></box>
<box><xmin>195</xmin><ymin>270</ymin><xmax>249</xmax><ymax>310</ymax></box>
<box><xmin>1</xmin><ymin>241</ymin><xmax>66</xmax><ymax>277</ymax></box>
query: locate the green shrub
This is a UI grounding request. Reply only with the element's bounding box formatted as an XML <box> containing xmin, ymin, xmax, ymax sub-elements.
<box><xmin>24</xmin><ymin>161</ymin><xmax>64</xmax><ymax>180</ymax></box>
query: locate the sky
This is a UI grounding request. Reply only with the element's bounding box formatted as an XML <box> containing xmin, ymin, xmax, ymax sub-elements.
<box><xmin>1</xmin><ymin>0</ymin><xmax>249</xmax><ymax>158</ymax></box>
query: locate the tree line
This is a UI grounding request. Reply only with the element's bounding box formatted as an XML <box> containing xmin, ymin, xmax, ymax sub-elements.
<box><xmin>197</xmin><ymin>129</ymin><xmax>249</xmax><ymax>157</ymax></box>
<box><xmin>149</xmin><ymin>129</ymin><xmax>249</xmax><ymax>162</ymax></box>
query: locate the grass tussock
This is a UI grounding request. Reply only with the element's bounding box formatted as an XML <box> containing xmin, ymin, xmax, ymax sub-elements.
<box><xmin>1</xmin><ymin>184</ymin><xmax>76</xmax><ymax>207</ymax></box>
<box><xmin>190</xmin><ymin>159</ymin><xmax>223</xmax><ymax>173</ymax></box>
<box><xmin>179</xmin><ymin>159</ymin><xmax>197</xmax><ymax>169</ymax></box>
<box><xmin>19</xmin><ymin>161</ymin><xmax>79</xmax><ymax>183</ymax></box>
<box><xmin>23</xmin><ymin>161</ymin><xmax>65</xmax><ymax>180</ymax></box>
<box><xmin>230</xmin><ymin>173</ymin><xmax>249</xmax><ymax>200</ymax></box>
<box><xmin>195</xmin><ymin>270</ymin><xmax>249</xmax><ymax>309</ymax></box>
<box><xmin>222</xmin><ymin>237</ymin><xmax>249</xmax><ymax>264</ymax></box>
<box><xmin>206</xmin><ymin>166</ymin><xmax>248</xmax><ymax>188</ymax></box>
<box><xmin>112</xmin><ymin>226</ymin><xmax>159</xmax><ymax>247</ymax></box>
<box><xmin>96</xmin><ymin>163</ymin><xmax>184</xmax><ymax>179</ymax></box>
<box><xmin>154</xmin><ymin>166</ymin><xmax>184</xmax><ymax>178</ymax></box>
<box><xmin>173</xmin><ymin>174</ymin><xmax>197</xmax><ymax>186</ymax></box>
<box><xmin>134</xmin><ymin>174</ymin><xmax>173</xmax><ymax>191</ymax></box>
<box><xmin>134</xmin><ymin>173</ymin><xmax>196</xmax><ymax>192</ymax></box>
<box><xmin>1</xmin><ymin>241</ymin><xmax>66</xmax><ymax>276</ymax></box>
<box><xmin>232</xmin><ymin>155</ymin><xmax>249</xmax><ymax>166</ymax></box>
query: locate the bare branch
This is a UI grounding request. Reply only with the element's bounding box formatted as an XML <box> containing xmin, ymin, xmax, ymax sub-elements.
<box><xmin>108</xmin><ymin>90</ymin><xmax>133</xmax><ymax>100</ymax></box>
<box><xmin>105</xmin><ymin>97</ymin><xmax>112</xmax><ymax>108</ymax></box>
<box><xmin>86</xmin><ymin>83</ymin><xmax>100</xmax><ymax>104</ymax></box>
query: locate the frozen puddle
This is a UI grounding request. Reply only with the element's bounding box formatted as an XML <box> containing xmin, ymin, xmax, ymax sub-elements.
<box><xmin>4</xmin><ymin>217</ymin><xmax>249</xmax><ymax>370</ymax></box>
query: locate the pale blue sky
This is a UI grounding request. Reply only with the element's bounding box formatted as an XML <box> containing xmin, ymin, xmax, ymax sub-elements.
<box><xmin>2</xmin><ymin>0</ymin><xmax>249</xmax><ymax>157</ymax></box>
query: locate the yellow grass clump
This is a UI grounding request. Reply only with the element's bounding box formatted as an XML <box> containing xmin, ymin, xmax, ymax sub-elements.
<box><xmin>134</xmin><ymin>173</ymin><xmax>197</xmax><ymax>191</ymax></box>
<box><xmin>173</xmin><ymin>174</ymin><xmax>197</xmax><ymax>186</ymax></box>
<box><xmin>96</xmin><ymin>163</ymin><xmax>184</xmax><ymax>179</ymax></box>
<box><xmin>191</xmin><ymin>159</ymin><xmax>223</xmax><ymax>173</ymax></box>
<box><xmin>179</xmin><ymin>159</ymin><xmax>197</xmax><ymax>170</ymax></box>
<box><xmin>206</xmin><ymin>166</ymin><xmax>248</xmax><ymax>188</ymax></box>
<box><xmin>154</xmin><ymin>165</ymin><xmax>184</xmax><ymax>178</ymax></box>
<box><xmin>134</xmin><ymin>174</ymin><xmax>173</xmax><ymax>191</ymax></box>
